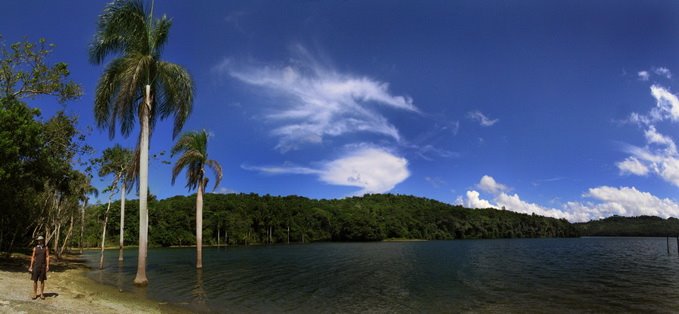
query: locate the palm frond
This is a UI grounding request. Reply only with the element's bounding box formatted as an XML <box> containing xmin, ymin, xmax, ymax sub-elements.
<box><xmin>156</xmin><ymin>61</ymin><xmax>194</xmax><ymax>138</ymax></box>
<box><xmin>205</xmin><ymin>159</ymin><xmax>223</xmax><ymax>191</ymax></box>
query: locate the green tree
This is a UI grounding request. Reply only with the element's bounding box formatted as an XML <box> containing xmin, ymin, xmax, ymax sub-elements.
<box><xmin>171</xmin><ymin>129</ymin><xmax>222</xmax><ymax>269</ymax></box>
<box><xmin>0</xmin><ymin>35</ymin><xmax>82</xmax><ymax>102</ymax></box>
<box><xmin>89</xmin><ymin>0</ymin><xmax>194</xmax><ymax>286</ymax></box>
<box><xmin>96</xmin><ymin>144</ymin><xmax>133</xmax><ymax>265</ymax></box>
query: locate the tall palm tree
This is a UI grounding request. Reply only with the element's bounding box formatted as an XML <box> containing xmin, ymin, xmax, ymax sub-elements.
<box><xmin>171</xmin><ymin>130</ymin><xmax>222</xmax><ymax>269</ymax></box>
<box><xmin>89</xmin><ymin>0</ymin><xmax>193</xmax><ymax>285</ymax></box>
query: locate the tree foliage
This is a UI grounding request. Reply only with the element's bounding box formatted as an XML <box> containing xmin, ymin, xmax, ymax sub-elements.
<box><xmin>84</xmin><ymin>193</ymin><xmax>579</xmax><ymax>248</ymax></box>
<box><xmin>0</xmin><ymin>36</ymin><xmax>87</xmax><ymax>255</ymax></box>
<box><xmin>0</xmin><ymin>35</ymin><xmax>82</xmax><ymax>103</ymax></box>
<box><xmin>576</xmin><ymin>215</ymin><xmax>679</xmax><ymax>237</ymax></box>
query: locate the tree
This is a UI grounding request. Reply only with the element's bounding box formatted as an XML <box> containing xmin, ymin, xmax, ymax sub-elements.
<box><xmin>95</xmin><ymin>144</ymin><xmax>133</xmax><ymax>267</ymax></box>
<box><xmin>171</xmin><ymin>129</ymin><xmax>222</xmax><ymax>269</ymax></box>
<box><xmin>0</xmin><ymin>35</ymin><xmax>82</xmax><ymax>102</ymax></box>
<box><xmin>0</xmin><ymin>35</ymin><xmax>83</xmax><ymax>254</ymax></box>
<box><xmin>89</xmin><ymin>0</ymin><xmax>194</xmax><ymax>286</ymax></box>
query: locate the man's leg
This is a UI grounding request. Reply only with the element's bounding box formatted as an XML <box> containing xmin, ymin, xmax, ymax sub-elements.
<box><xmin>39</xmin><ymin>280</ymin><xmax>44</xmax><ymax>298</ymax></box>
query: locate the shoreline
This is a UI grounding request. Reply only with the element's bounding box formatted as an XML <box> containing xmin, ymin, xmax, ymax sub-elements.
<box><xmin>0</xmin><ymin>253</ymin><xmax>189</xmax><ymax>314</ymax></box>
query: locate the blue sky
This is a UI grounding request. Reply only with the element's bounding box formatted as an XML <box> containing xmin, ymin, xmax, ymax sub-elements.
<box><xmin>4</xmin><ymin>0</ymin><xmax>679</xmax><ymax>222</ymax></box>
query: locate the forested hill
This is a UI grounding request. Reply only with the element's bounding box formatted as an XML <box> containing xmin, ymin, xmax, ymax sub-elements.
<box><xmin>84</xmin><ymin>193</ymin><xmax>579</xmax><ymax>247</ymax></box>
<box><xmin>575</xmin><ymin>216</ymin><xmax>679</xmax><ymax>237</ymax></box>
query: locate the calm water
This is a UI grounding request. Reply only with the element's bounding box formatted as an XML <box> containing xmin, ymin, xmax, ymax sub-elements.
<box><xmin>85</xmin><ymin>238</ymin><xmax>679</xmax><ymax>312</ymax></box>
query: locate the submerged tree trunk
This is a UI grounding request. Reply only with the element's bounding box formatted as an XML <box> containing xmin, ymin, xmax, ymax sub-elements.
<box><xmin>100</xmin><ymin>195</ymin><xmax>113</xmax><ymax>269</ymax></box>
<box><xmin>119</xmin><ymin>181</ymin><xmax>126</xmax><ymax>262</ymax></box>
<box><xmin>134</xmin><ymin>85</ymin><xmax>150</xmax><ymax>286</ymax></box>
<box><xmin>195</xmin><ymin>182</ymin><xmax>204</xmax><ymax>269</ymax></box>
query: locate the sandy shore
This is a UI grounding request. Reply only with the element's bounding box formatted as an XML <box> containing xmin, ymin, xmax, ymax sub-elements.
<box><xmin>0</xmin><ymin>253</ymin><xmax>188</xmax><ymax>314</ymax></box>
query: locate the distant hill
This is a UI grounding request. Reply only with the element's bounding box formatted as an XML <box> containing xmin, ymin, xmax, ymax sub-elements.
<box><xmin>84</xmin><ymin>193</ymin><xmax>579</xmax><ymax>247</ymax></box>
<box><xmin>575</xmin><ymin>215</ymin><xmax>679</xmax><ymax>237</ymax></box>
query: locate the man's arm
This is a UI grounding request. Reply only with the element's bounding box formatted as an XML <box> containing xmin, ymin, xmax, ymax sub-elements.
<box><xmin>45</xmin><ymin>249</ymin><xmax>50</xmax><ymax>272</ymax></box>
<box><xmin>29</xmin><ymin>247</ymin><xmax>35</xmax><ymax>272</ymax></box>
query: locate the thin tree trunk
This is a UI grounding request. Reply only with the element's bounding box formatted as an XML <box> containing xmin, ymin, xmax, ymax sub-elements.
<box><xmin>287</xmin><ymin>224</ymin><xmax>290</xmax><ymax>245</ymax></box>
<box><xmin>119</xmin><ymin>182</ymin><xmax>126</xmax><ymax>262</ymax></box>
<box><xmin>196</xmin><ymin>183</ymin><xmax>204</xmax><ymax>269</ymax></box>
<box><xmin>99</xmin><ymin>195</ymin><xmax>113</xmax><ymax>269</ymax></box>
<box><xmin>59</xmin><ymin>213</ymin><xmax>75</xmax><ymax>258</ymax></box>
<box><xmin>134</xmin><ymin>84</ymin><xmax>150</xmax><ymax>287</ymax></box>
<box><xmin>217</xmin><ymin>222</ymin><xmax>220</xmax><ymax>247</ymax></box>
<box><xmin>80</xmin><ymin>201</ymin><xmax>86</xmax><ymax>254</ymax></box>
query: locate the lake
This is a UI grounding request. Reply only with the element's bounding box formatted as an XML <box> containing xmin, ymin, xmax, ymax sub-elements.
<box><xmin>85</xmin><ymin>237</ymin><xmax>679</xmax><ymax>312</ymax></box>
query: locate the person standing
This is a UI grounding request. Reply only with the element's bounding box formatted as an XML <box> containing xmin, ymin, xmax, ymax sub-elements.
<box><xmin>28</xmin><ymin>236</ymin><xmax>50</xmax><ymax>300</ymax></box>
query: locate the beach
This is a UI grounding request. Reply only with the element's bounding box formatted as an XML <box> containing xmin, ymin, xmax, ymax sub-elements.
<box><xmin>0</xmin><ymin>253</ymin><xmax>187</xmax><ymax>314</ymax></box>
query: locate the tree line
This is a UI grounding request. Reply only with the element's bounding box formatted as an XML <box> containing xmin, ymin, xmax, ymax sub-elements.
<box><xmin>81</xmin><ymin>193</ymin><xmax>580</xmax><ymax>247</ymax></box>
<box><xmin>575</xmin><ymin>215</ymin><xmax>679</xmax><ymax>237</ymax></box>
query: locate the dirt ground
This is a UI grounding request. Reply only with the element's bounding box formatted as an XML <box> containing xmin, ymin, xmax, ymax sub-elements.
<box><xmin>0</xmin><ymin>253</ymin><xmax>187</xmax><ymax>314</ymax></box>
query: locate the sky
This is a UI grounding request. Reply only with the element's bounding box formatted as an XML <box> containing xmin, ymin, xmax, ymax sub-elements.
<box><xmin>3</xmin><ymin>0</ymin><xmax>679</xmax><ymax>222</ymax></box>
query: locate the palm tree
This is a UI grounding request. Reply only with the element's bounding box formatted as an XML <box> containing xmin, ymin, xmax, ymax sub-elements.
<box><xmin>171</xmin><ymin>130</ymin><xmax>222</xmax><ymax>269</ymax></box>
<box><xmin>97</xmin><ymin>144</ymin><xmax>134</xmax><ymax>262</ymax></box>
<box><xmin>89</xmin><ymin>0</ymin><xmax>193</xmax><ymax>286</ymax></box>
<box><xmin>97</xmin><ymin>145</ymin><xmax>134</xmax><ymax>269</ymax></box>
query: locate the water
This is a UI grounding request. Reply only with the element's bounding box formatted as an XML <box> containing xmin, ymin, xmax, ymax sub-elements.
<box><xmin>85</xmin><ymin>238</ymin><xmax>679</xmax><ymax>312</ymax></box>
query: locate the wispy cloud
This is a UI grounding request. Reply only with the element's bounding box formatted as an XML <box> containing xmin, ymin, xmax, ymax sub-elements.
<box><xmin>243</xmin><ymin>147</ymin><xmax>410</xmax><ymax>195</ymax></box>
<box><xmin>654</xmin><ymin>67</ymin><xmax>672</xmax><ymax>79</ymax></box>
<box><xmin>638</xmin><ymin>71</ymin><xmax>650</xmax><ymax>81</ymax></box>
<box><xmin>467</xmin><ymin>110</ymin><xmax>498</xmax><ymax>127</ymax></box>
<box><xmin>216</xmin><ymin>45</ymin><xmax>418</xmax><ymax>151</ymax></box>
<box><xmin>620</xmin><ymin>85</ymin><xmax>679</xmax><ymax>187</ymax></box>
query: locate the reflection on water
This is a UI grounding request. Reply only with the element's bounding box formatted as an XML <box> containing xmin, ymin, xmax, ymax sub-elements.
<box><xmin>86</xmin><ymin>238</ymin><xmax>679</xmax><ymax>312</ymax></box>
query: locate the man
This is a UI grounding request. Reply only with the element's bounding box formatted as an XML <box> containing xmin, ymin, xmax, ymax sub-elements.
<box><xmin>28</xmin><ymin>236</ymin><xmax>49</xmax><ymax>300</ymax></box>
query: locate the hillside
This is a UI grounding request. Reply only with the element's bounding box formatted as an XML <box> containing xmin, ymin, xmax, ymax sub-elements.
<box><xmin>575</xmin><ymin>215</ymin><xmax>679</xmax><ymax>237</ymax></box>
<box><xmin>83</xmin><ymin>193</ymin><xmax>579</xmax><ymax>247</ymax></box>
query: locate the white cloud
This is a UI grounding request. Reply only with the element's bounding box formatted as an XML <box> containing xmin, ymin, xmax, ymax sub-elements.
<box><xmin>654</xmin><ymin>67</ymin><xmax>672</xmax><ymax>79</ymax></box>
<box><xmin>467</xmin><ymin>110</ymin><xmax>499</xmax><ymax>127</ymax></box>
<box><xmin>583</xmin><ymin>186</ymin><xmax>679</xmax><ymax>219</ymax></box>
<box><xmin>461</xmin><ymin>190</ymin><xmax>496</xmax><ymax>209</ymax></box>
<box><xmin>218</xmin><ymin>46</ymin><xmax>417</xmax><ymax>151</ymax></box>
<box><xmin>215</xmin><ymin>187</ymin><xmax>237</xmax><ymax>194</ymax></box>
<box><xmin>638</xmin><ymin>71</ymin><xmax>650</xmax><ymax>81</ymax></box>
<box><xmin>458</xmin><ymin>176</ymin><xmax>679</xmax><ymax>222</ymax></box>
<box><xmin>618</xmin><ymin>127</ymin><xmax>679</xmax><ymax>188</ymax></box>
<box><xmin>616</xmin><ymin>157</ymin><xmax>649</xmax><ymax>176</ymax></box>
<box><xmin>650</xmin><ymin>85</ymin><xmax>679</xmax><ymax>122</ymax></box>
<box><xmin>243</xmin><ymin>147</ymin><xmax>409</xmax><ymax>195</ymax></box>
<box><xmin>477</xmin><ymin>175</ymin><xmax>508</xmax><ymax>194</ymax></box>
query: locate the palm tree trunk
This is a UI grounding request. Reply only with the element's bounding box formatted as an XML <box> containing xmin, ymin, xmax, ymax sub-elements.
<box><xmin>134</xmin><ymin>84</ymin><xmax>150</xmax><ymax>286</ymax></box>
<box><xmin>196</xmin><ymin>183</ymin><xmax>204</xmax><ymax>269</ymax></box>
<box><xmin>119</xmin><ymin>182</ymin><xmax>126</xmax><ymax>262</ymax></box>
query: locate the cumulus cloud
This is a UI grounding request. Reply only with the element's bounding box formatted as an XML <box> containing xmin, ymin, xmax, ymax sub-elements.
<box><xmin>243</xmin><ymin>147</ymin><xmax>409</xmax><ymax>195</ymax></box>
<box><xmin>217</xmin><ymin>46</ymin><xmax>417</xmax><ymax>151</ymax></box>
<box><xmin>638</xmin><ymin>71</ymin><xmax>650</xmax><ymax>81</ymax></box>
<box><xmin>477</xmin><ymin>175</ymin><xmax>508</xmax><ymax>194</ymax></box>
<box><xmin>457</xmin><ymin>176</ymin><xmax>679</xmax><ymax>222</ymax></box>
<box><xmin>467</xmin><ymin>110</ymin><xmax>499</xmax><ymax>127</ymax></box>
<box><xmin>460</xmin><ymin>190</ymin><xmax>496</xmax><ymax>209</ymax></box>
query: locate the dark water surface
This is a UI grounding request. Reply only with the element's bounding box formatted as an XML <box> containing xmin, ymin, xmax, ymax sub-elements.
<box><xmin>85</xmin><ymin>238</ymin><xmax>679</xmax><ymax>312</ymax></box>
